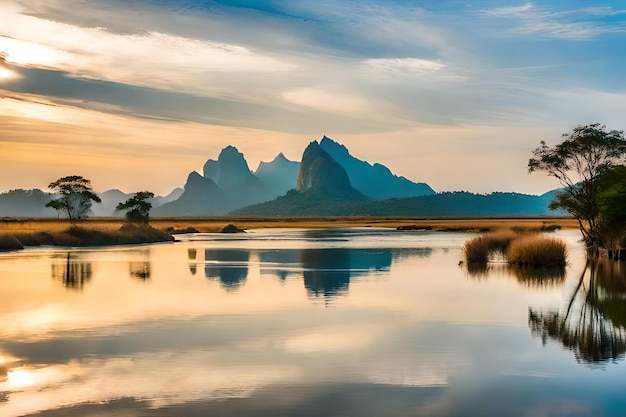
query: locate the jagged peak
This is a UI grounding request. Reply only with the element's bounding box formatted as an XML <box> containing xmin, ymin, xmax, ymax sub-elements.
<box><xmin>220</xmin><ymin>144</ymin><xmax>240</xmax><ymax>153</ymax></box>
<box><xmin>319</xmin><ymin>135</ymin><xmax>350</xmax><ymax>156</ymax></box>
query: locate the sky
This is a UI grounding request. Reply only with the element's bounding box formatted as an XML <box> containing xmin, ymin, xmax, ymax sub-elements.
<box><xmin>0</xmin><ymin>0</ymin><xmax>625</xmax><ymax>195</ymax></box>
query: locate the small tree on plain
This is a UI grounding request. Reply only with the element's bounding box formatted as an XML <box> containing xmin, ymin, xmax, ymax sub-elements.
<box><xmin>528</xmin><ymin>123</ymin><xmax>626</xmax><ymax>249</ymax></box>
<box><xmin>116</xmin><ymin>191</ymin><xmax>154</xmax><ymax>224</ymax></box>
<box><xmin>45</xmin><ymin>175</ymin><xmax>101</xmax><ymax>222</ymax></box>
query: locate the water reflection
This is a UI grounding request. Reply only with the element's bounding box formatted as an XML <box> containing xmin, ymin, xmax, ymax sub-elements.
<box><xmin>129</xmin><ymin>250</ymin><xmax>151</xmax><ymax>281</ymax></box>
<box><xmin>529</xmin><ymin>259</ymin><xmax>626</xmax><ymax>364</ymax></box>
<box><xmin>464</xmin><ymin>262</ymin><xmax>566</xmax><ymax>288</ymax></box>
<box><xmin>301</xmin><ymin>248</ymin><xmax>352</xmax><ymax>298</ymax></box>
<box><xmin>50</xmin><ymin>253</ymin><xmax>92</xmax><ymax>290</ymax></box>
<box><xmin>204</xmin><ymin>249</ymin><xmax>249</xmax><ymax>291</ymax></box>
<box><xmin>188</xmin><ymin>248</ymin><xmax>197</xmax><ymax>275</ymax></box>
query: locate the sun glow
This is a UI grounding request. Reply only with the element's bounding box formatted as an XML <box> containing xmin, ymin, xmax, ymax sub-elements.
<box><xmin>0</xmin><ymin>67</ymin><xmax>15</xmax><ymax>79</ymax></box>
<box><xmin>7</xmin><ymin>368</ymin><xmax>36</xmax><ymax>389</ymax></box>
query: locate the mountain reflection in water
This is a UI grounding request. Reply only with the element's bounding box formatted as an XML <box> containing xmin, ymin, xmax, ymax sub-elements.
<box><xmin>5</xmin><ymin>229</ymin><xmax>626</xmax><ymax>417</ymax></box>
<box><xmin>202</xmin><ymin>246</ymin><xmax>432</xmax><ymax>300</ymax></box>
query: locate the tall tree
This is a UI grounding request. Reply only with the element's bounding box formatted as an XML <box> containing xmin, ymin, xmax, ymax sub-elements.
<box><xmin>45</xmin><ymin>175</ymin><xmax>101</xmax><ymax>222</ymax></box>
<box><xmin>528</xmin><ymin>123</ymin><xmax>626</xmax><ymax>249</ymax></box>
<box><xmin>115</xmin><ymin>191</ymin><xmax>154</xmax><ymax>223</ymax></box>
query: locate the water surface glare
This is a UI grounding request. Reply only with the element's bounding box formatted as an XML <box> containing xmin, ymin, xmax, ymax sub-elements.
<box><xmin>1</xmin><ymin>228</ymin><xmax>626</xmax><ymax>416</ymax></box>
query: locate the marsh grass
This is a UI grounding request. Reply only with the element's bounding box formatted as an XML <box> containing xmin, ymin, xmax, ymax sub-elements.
<box><xmin>4</xmin><ymin>224</ymin><xmax>173</xmax><ymax>249</ymax></box>
<box><xmin>507</xmin><ymin>235</ymin><xmax>567</xmax><ymax>267</ymax></box>
<box><xmin>463</xmin><ymin>230</ymin><xmax>519</xmax><ymax>263</ymax></box>
<box><xmin>464</xmin><ymin>230</ymin><xmax>567</xmax><ymax>268</ymax></box>
<box><xmin>463</xmin><ymin>236</ymin><xmax>489</xmax><ymax>263</ymax></box>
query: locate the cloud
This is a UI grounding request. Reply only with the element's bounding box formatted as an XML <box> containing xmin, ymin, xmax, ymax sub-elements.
<box><xmin>0</xmin><ymin>1</ymin><xmax>294</xmax><ymax>96</ymax></box>
<box><xmin>480</xmin><ymin>3</ymin><xmax>626</xmax><ymax>40</ymax></box>
<box><xmin>281</xmin><ymin>88</ymin><xmax>377</xmax><ymax>117</ymax></box>
<box><xmin>362</xmin><ymin>58</ymin><xmax>446</xmax><ymax>74</ymax></box>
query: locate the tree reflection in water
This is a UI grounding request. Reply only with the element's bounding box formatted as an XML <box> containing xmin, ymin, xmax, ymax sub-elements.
<box><xmin>129</xmin><ymin>249</ymin><xmax>151</xmax><ymax>281</ymax></box>
<box><xmin>188</xmin><ymin>248</ymin><xmax>197</xmax><ymax>275</ymax></box>
<box><xmin>529</xmin><ymin>259</ymin><xmax>626</xmax><ymax>364</ymax></box>
<box><xmin>50</xmin><ymin>253</ymin><xmax>92</xmax><ymax>290</ymax></box>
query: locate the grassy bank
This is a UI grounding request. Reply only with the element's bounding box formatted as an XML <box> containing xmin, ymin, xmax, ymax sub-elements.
<box><xmin>0</xmin><ymin>216</ymin><xmax>576</xmax><ymax>252</ymax></box>
<box><xmin>0</xmin><ymin>224</ymin><xmax>173</xmax><ymax>251</ymax></box>
<box><xmin>0</xmin><ymin>216</ymin><xmax>578</xmax><ymax>235</ymax></box>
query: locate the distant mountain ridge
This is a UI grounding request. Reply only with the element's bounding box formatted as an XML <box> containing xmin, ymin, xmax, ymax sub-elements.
<box><xmin>0</xmin><ymin>136</ymin><xmax>566</xmax><ymax>218</ymax></box>
<box><xmin>0</xmin><ymin>188</ymin><xmax>183</xmax><ymax>217</ymax></box>
<box><xmin>319</xmin><ymin>136</ymin><xmax>435</xmax><ymax>199</ymax></box>
<box><xmin>254</xmin><ymin>153</ymin><xmax>300</xmax><ymax>196</ymax></box>
<box><xmin>153</xmin><ymin>145</ymin><xmax>274</xmax><ymax>216</ymax></box>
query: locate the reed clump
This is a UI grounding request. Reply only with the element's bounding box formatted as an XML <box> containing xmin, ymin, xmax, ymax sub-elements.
<box><xmin>463</xmin><ymin>230</ymin><xmax>518</xmax><ymax>263</ymax></box>
<box><xmin>463</xmin><ymin>236</ymin><xmax>489</xmax><ymax>263</ymax></box>
<box><xmin>507</xmin><ymin>235</ymin><xmax>567</xmax><ymax>267</ymax></box>
<box><xmin>463</xmin><ymin>230</ymin><xmax>567</xmax><ymax>268</ymax></box>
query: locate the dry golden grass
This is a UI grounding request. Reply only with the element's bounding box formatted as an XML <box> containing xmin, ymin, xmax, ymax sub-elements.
<box><xmin>464</xmin><ymin>230</ymin><xmax>526</xmax><ymax>263</ymax></box>
<box><xmin>507</xmin><ymin>235</ymin><xmax>567</xmax><ymax>267</ymax></box>
<box><xmin>463</xmin><ymin>236</ymin><xmax>489</xmax><ymax>263</ymax></box>
<box><xmin>0</xmin><ymin>216</ymin><xmax>578</xmax><ymax>235</ymax></box>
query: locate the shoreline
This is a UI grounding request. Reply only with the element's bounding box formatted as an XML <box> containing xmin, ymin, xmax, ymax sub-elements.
<box><xmin>1</xmin><ymin>215</ymin><xmax>579</xmax><ymax>233</ymax></box>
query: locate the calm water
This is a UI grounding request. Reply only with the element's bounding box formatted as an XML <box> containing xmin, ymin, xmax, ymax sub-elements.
<box><xmin>1</xmin><ymin>228</ymin><xmax>626</xmax><ymax>417</ymax></box>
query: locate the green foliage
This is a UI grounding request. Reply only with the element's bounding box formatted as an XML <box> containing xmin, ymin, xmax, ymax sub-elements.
<box><xmin>528</xmin><ymin>123</ymin><xmax>626</xmax><ymax>249</ymax></box>
<box><xmin>116</xmin><ymin>191</ymin><xmax>154</xmax><ymax>223</ymax></box>
<box><xmin>45</xmin><ymin>175</ymin><xmax>101</xmax><ymax>222</ymax></box>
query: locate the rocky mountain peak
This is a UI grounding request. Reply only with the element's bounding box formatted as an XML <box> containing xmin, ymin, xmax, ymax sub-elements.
<box><xmin>296</xmin><ymin>141</ymin><xmax>355</xmax><ymax>197</ymax></box>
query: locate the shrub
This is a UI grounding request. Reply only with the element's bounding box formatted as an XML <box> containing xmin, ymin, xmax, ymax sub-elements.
<box><xmin>507</xmin><ymin>235</ymin><xmax>567</xmax><ymax>267</ymax></box>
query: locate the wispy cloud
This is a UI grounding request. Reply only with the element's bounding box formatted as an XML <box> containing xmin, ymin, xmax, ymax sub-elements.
<box><xmin>362</xmin><ymin>58</ymin><xmax>446</xmax><ymax>74</ymax></box>
<box><xmin>481</xmin><ymin>3</ymin><xmax>626</xmax><ymax>40</ymax></box>
<box><xmin>0</xmin><ymin>1</ymin><xmax>294</xmax><ymax>96</ymax></box>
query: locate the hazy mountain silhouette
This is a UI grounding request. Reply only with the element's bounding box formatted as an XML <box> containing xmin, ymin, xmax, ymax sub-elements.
<box><xmin>95</xmin><ymin>188</ymin><xmax>184</xmax><ymax>216</ymax></box>
<box><xmin>154</xmin><ymin>146</ymin><xmax>274</xmax><ymax>215</ymax></box>
<box><xmin>319</xmin><ymin>136</ymin><xmax>435</xmax><ymax>199</ymax></box>
<box><xmin>254</xmin><ymin>153</ymin><xmax>300</xmax><ymax>196</ymax></box>
<box><xmin>153</xmin><ymin>171</ymin><xmax>223</xmax><ymax>215</ymax></box>
<box><xmin>0</xmin><ymin>189</ymin><xmax>56</xmax><ymax>217</ymax></box>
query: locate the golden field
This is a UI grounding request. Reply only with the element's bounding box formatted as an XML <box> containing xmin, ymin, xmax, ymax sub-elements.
<box><xmin>0</xmin><ymin>216</ymin><xmax>579</xmax><ymax>234</ymax></box>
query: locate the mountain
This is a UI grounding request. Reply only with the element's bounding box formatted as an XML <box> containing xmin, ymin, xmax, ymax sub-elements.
<box><xmin>319</xmin><ymin>136</ymin><xmax>435</xmax><ymax>199</ymax></box>
<box><xmin>153</xmin><ymin>187</ymin><xmax>184</xmax><ymax>206</ymax></box>
<box><xmin>154</xmin><ymin>146</ymin><xmax>275</xmax><ymax>215</ymax></box>
<box><xmin>93</xmin><ymin>189</ymin><xmax>130</xmax><ymax>216</ymax></box>
<box><xmin>0</xmin><ymin>189</ymin><xmax>56</xmax><ymax>217</ymax></box>
<box><xmin>91</xmin><ymin>188</ymin><xmax>184</xmax><ymax>216</ymax></box>
<box><xmin>153</xmin><ymin>171</ymin><xmax>223</xmax><ymax>216</ymax></box>
<box><xmin>254</xmin><ymin>153</ymin><xmax>300</xmax><ymax>196</ymax></box>
<box><xmin>236</xmin><ymin>190</ymin><xmax>559</xmax><ymax>217</ymax></box>
<box><xmin>203</xmin><ymin>145</ymin><xmax>256</xmax><ymax>189</ymax></box>
<box><xmin>234</xmin><ymin>141</ymin><xmax>370</xmax><ymax>215</ymax></box>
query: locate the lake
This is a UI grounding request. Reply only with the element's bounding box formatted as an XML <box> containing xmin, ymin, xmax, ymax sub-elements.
<box><xmin>1</xmin><ymin>228</ymin><xmax>626</xmax><ymax>417</ymax></box>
